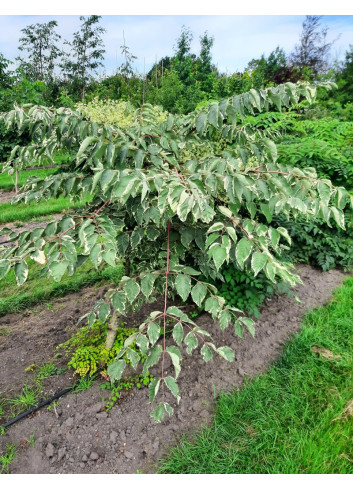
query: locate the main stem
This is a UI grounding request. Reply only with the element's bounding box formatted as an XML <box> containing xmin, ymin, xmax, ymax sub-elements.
<box><xmin>161</xmin><ymin>220</ymin><xmax>171</xmax><ymax>398</ymax></box>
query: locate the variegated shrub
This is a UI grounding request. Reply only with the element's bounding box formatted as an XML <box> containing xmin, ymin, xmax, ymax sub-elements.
<box><xmin>1</xmin><ymin>81</ymin><xmax>351</xmax><ymax>422</ymax></box>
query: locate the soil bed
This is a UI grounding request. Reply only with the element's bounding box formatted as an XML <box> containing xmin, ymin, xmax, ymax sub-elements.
<box><xmin>0</xmin><ymin>265</ymin><xmax>348</xmax><ymax>474</ymax></box>
<box><xmin>0</xmin><ymin>190</ymin><xmax>16</xmax><ymax>204</ymax></box>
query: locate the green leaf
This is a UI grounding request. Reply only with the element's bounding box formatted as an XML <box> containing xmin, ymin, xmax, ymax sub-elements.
<box><xmin>195</xmin><ymin>112</ymin><xmax>207</xmax><ymax>135</ymax></box>
<box><xmin>131</xmin><ymin>228</ymin><xmax>144</xmax><ymax>249</ymax></box>
<box><xmin>114</xmin><ymin>175</ymin><xmax>137</xmax><ymax>199</ymax></box>
<box><xmin>200</xmin><ymin>344</ymin><xmax>213</xmax><ymax>362</ymax></box>
<box><xmin>172</xmin><ymin>322</ymin><xmax>184</xmax><ymax>346</ymax></box>
<box><xmin>269</xmin><ymin>228</ymin><xmax>280</xmax><ymax>248</ymax></box>
<box><xmin>143</xmin><ymin>345</ymin><xmax>163</xmax><ymax>376</ymax></box>
<box><xmin>217</xmin><ymin>346</ymin><xmax>235</xmax><ymax>362</ymax></box>
<box><xmin>147</xmin><ymin>321</ymin><xmax>161</xmax><ymax>346</ymax></box>
<box><xmin>141</xmin><ymin>273</ymin><xmax>156</xmax><ymax>298</ymax></box>
<box><xmin>251</xmin><ymin>252</ymin><xmax>267</xmax><ymax>276</ymax></box>
<box><xmin>175</xmin><ymin>274</ymin><xmax>192</xmax><ymax>302</ymax></box>
<box><xmin>166</xmin><ymin>346</ymin><xmax>182</xmax><ymax>378</ymax></box>
<box><xmin>209</xmin><ymin>245</ymin><xmax>227</xmax><ymax>270</ymax></box>
<box><xmin>117</xmin><ymin>234</ymin><xmax>130</xmax><ymax>256</ymax></box>
<box><xmin>148</xmin><ymin>378</ymin><xmax>161</xmax><ymax>404</ymax></box>
<box><xmin>150</xmin><ymin>402</ymin><xmax>164</xmax><ymax>423</ymax></box>
<box><xmin>235</xmin><ymin>238</ymin><xmax>253</xmax><ymax>269</ymax></box>
<box><xmin>184</xmin><ymin>331</ymin><xmax>198</xmax><ymax>354</ymax></box>
<box><xmin>98</xmin><ymin>303</ymin><xmax>110</xmax><ymax>322</ymax></box>
<box><xmin>48</xmin><ymin>260</ymin><xmax>68</xmax><ymax>283</ymax></box>
<box><xmin>126</xmin><ymin>349</ymin><xmax>140</xmax><ymax>369</ymax></box>
<box><xmin>125</xmin><ymin>280</ymin><xmax>140</xmax><ymax>303</ymax></box>
<box><xmin>219</xmin><ymin>309</ymin><xmax>232</xmax><ymax>331</ymax></box>
<box><xmin>136</xmin><ymin>334</ymin><xmax>149</xmax><ymax>355</ymax></box>
<box><xmin>112</xmin><ymin>291</ymin><xmax>126</xmax><ymax>314</ymax></box>
<box><xmin>30</xmin><ymin>249</ymin><xmax>46</xmax><ymax>266</ymax></box>
<box><xmin>191</xmin><ymin>282</ymin><xmax>207</xmax><ymax>307</ymax></box>
<box><xmin>107</xmin><ymin>359</ymin><xmax>126</xmax><ymax>383</ymax></box>
<box><xmin>239</xmin><ymin>317</ymin><xmax>256</xmax><ymax>337</ymax></box>
<box><xmin>102</xmin><ymin>250</ymin><xmax>116</xmax><ymax>267</ymax></box>
<box><xmin>164</xmin><ymin>376</ymin><xmax>181</xmax><ymax>403</ymax></box>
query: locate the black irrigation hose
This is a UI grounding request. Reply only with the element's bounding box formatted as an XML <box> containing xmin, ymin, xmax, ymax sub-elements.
<box><xmin>1</xmin><ymin>386</ymin><xmax>73</xmax><ymax>430</ymax></box>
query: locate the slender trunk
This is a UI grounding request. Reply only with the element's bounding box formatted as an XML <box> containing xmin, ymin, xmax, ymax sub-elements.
<box><xmin>105</xmin><ymin>310</ymin><xmax>121</xmax><ymax>350</ymax></box>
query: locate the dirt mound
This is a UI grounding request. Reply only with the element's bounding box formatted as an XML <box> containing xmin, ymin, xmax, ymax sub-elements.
<box><xmin>0</xmin><ymin>265</ymin><xmax>348</xmax><ymax>474</ymax></box>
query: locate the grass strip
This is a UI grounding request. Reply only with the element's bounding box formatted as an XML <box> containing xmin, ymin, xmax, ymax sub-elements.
<box><xmin>0</xmin><ymin>196</ymin><xmax>90</xmax><ymax>224</ymax></box>
<box><xmin>0</xmin><ymin>168</ymin><xmax>58</xmax><ymax>191</ymax></box>
<box><xmin>0</xmin><ymin>260</ymin><xmax>124</xmax><ymax>317</ymax></box>
<box><xmin>159</xmin><ymin>277</ymin><xmax>353</xmax><ymax>474</ymax></box>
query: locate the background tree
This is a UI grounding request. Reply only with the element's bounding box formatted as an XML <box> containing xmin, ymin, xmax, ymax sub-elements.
<box><xmin>62</xmin><ymin>15</ymin><xmax>106</xmax><ymax>100</ymax></box>
<box><xmin>289</xmin><ymin>15</ymin><xmax>338</xmax><ymax>79</ymax></box>
<box><xmin>16</xmin><ymin>20</ymin><xmax>62</xmax><ymax>82</ymax></box>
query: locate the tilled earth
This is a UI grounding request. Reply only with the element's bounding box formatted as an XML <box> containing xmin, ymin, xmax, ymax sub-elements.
<box><xmin>0</xmin><ymin>265</ymin><xmax>348</xmax><ymax>474</ymax></box>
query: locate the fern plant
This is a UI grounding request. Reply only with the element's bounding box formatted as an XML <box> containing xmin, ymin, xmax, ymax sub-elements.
<box><xmin>1</xmin><ymin>81</ymin><xmax>352</xmax><ymax>422</ymax></box>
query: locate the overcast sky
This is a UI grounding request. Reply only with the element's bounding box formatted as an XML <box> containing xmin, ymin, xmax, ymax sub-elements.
<box><xmin>0</xmin><ymin>15</ymin><xmax>352</xmax><ymax>76</ymax></box>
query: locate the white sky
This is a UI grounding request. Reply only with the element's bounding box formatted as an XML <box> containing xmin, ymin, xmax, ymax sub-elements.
<box><xmin>0</xmin><ymin>4</ymin><xmax>352</xmax><ymax>76</ymax></box>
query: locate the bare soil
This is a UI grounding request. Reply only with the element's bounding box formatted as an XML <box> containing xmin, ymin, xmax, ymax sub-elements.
<box><xmin>0</xmin><ymin>214</ymin><xmax>63</xmax><ymax>246</ymax></box>
<box><xmin>0</xmin><ymin>265</ymin><xmax>348</xmax><ymax>474</ymax></box>
<box><xmin>0</xmin><ymin>190</ymin><xmax>16</xmax><ymax>204</ymax></box>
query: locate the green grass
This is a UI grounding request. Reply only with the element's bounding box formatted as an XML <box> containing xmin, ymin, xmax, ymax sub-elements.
<box><xmin>0</xmin><ymin>260</ymin><xmax>124</xmax><ymax>317</ymax></box>
<box><xmin>0</xmin><ymin>196</ymin><xmax>90</xmax><ymax>224</ymax></box>
<box><xmin>159</xmin><ymin>277</ymin><xmax>353</xmax><ymax>474</ymax></box>
<box><xmin>5</xmin><ymin>384</ymin><xmax>41</xmax><ymax>416</ymax></box>
<box><xmin>0</xmin><ymin>168</ymin><xmax>58</xmax><ymax>191</ymax></box>
<box><xmin>0</xmin><ymin>444</ymin><xmax>16</xmax><ymax>474</ymax></box>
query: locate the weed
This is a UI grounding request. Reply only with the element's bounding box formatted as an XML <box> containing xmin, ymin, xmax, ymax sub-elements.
<box><xmin>0</xmin><ymin>444</ymin><xmax>16</xmax><ymax>474</ymax></box>
<box><xmin>72</xmin><ymin>376</ymin><xmax>95</xmax><ymax>393</ymax></box>
<box><xmin>36</xmin><ymin>362</ymin><xmax>57</xmax><ymax>380</ymax></box>
<box><xmin>100</xmin><ymin>373</ymin><xmax>154</xmax><ymax>412</ymax></box>
<box><xmin>6</xmin><ymin>384</ymin><xmax>41</xmax><ymax>415</ymax></box>
<box><xmin>0</xmin><ymin>327</ymin><xmax>9</xmax><ymax>336</ymax></box>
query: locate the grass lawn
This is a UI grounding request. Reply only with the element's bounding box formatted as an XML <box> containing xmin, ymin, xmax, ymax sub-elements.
<box><xmin>0</xmin><ymin>196</ymin><xmax>90</xmax><ymax>224</ymax></box>
<box><xmin>0</xmin><ymin>260</ymin><xmax>124</xmax><ymax>317</ymax></box>
<box><xmin>159</xmin><ymin>277</ymin><xmax>353</xmax><ymax>474</ymax></box>
<box><xmin>0</xmin><ymin>168</ymin><xmax>59</xmax><ymax>191</ymax></box>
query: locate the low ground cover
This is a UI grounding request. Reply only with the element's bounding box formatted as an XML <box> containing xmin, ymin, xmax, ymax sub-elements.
<box><xmin>0</xmin><ymin>195</ymin><xmax>90</xmax><ymax>224</ymax></box>
<box><xmin>0</xmin><ymin>168</ymin><xmax>58</xmax><ymax>191</ymax></box>
<box><xmin>158</xmin><ymin>277</ymin><xmax>353</xmax><ymax>474</ymax></box>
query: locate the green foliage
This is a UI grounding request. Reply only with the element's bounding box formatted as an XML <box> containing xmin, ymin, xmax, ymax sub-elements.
<box><xmin>274</xmin><ymin>210</ymin><xmax>353</xmax><ymax>272</ymax></box>
<box><xmin>35</xmin><ymin>362</ymin><xmax>57</xmax><ymax>380</ymax></box>
<box><xmin>215</xmin><ymin>266</ymin><xmax>288</xmax><ymax>319</ymax></box>
<box><xmin>5</xmin><ymin>384</ymin><xmax>41</xmax><ymax>416</ymax></box>
<box><xmin>0</xmin><ymin>444</ymin><xmax>16</xmax><ymax>474</ymax></box>
<box><xmin>277</xmin><ymin>117</ymin><xmax>353</xmax><ymax>187</ymax></box>
<box><xmin>100</xmin><ymin>373</ymin><xmax>154</xmax><ymax>412</ymax></box>
<box><xmin>59</xmin><ymin>320</ymin><xmax>146</xmax><ymax>377</ymax></box>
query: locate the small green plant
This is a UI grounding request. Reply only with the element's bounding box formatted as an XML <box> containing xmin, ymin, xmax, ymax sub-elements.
<box><xmin>26</xmin><ymin>434</ymin><xmax>35</xmax><ymax>447</ymax></box>
<box><xmin>100</xmin><ymin>373</ymin><xmax>154</xmax><ymax>412</ymax></box>
<box><xmin>6</xmin><ymin>384</ymin><xmax>41</xmax><ymax>415</ymax></box>
<box><xmin>59</xmin><ymin>320</ymin><xmax>148</xmax><ymax>377</ymax></box>
<box><xmin>72</xmin><ymin>375</ymin><xmax>95</xmax><ymax>393</ymax></box>
<box><xmin>36</xmin><ymin>362</ymin><xmax>57</xmax><ymax>380</ymax></box>
<box><xmin>0</xmin><ymin>327</ymin><xmax>9</xmax><ymax>336</ymax></box>
<box><xmin>0</xmin><ymin>427</ymin><xmax>5</xmax><ymax>436</ymax></box>
<box><xmin>214</xmin><ymin>266</ymin><xmax>287</xmax><ymax>319</ymax></box>
<box><xmin>0</xmin><ymin>444</ymin><xmax>16</xmax><ymax>474</ymax></box>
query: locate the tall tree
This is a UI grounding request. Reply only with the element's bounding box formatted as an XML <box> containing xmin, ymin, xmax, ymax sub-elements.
<box><xmin>17</xmin><ymin>20</ymin><xmax>62</xmax><ymax>82</ymax></box>
<box><xmin>290</xmin><ymin>15</ymin><xmax>338</xmax><ymax>77</ymax></box>
<box><xmin>0</xmin><ymin>53</ymin><xmax>12</xmax><ymax>89</ymax></box>
<box><xmin>62</xmin><ymin>15</ymin><xmax>106</xmax><ymax>100</ymax></box>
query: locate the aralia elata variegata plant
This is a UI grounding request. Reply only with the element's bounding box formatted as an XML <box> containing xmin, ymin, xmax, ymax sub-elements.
<box><xmin>1</xmin><ymin>81</ymin><xmax>352</xmax><ymax>422</ymax></box>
